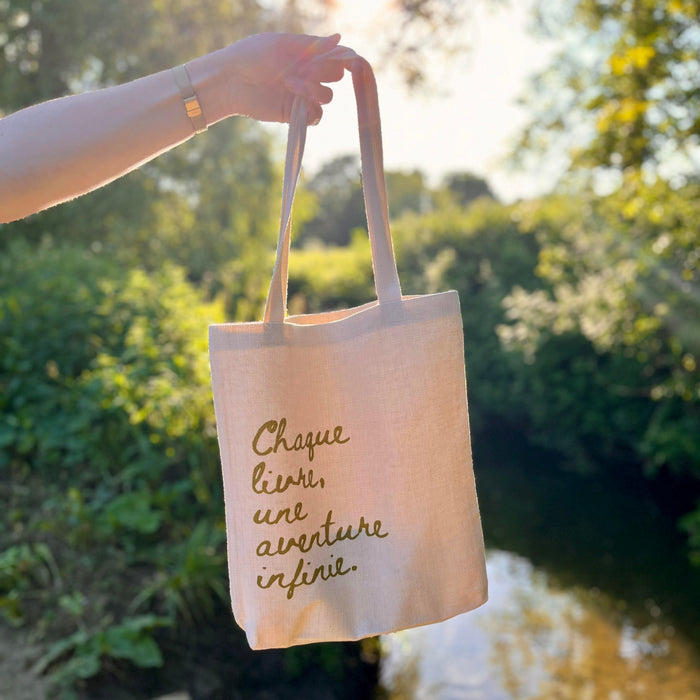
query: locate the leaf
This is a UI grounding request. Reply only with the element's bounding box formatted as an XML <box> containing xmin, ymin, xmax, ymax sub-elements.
<box><xmin>33</xmin><ymin>630</ymin><xmax>90</xmax><ymax>675</ymax></box>
<box><xmin>103</xmin><ymin>624</ymin><xmax>164</xmax><ymax>667</ymax></box>
<box><xmin>71</xmin><ymin>653</ymin><xmax>102</xmax><ymax>680</ymax></box>
<box><xmin>125</xmin><ymin>636</ymin><xmax>163</xmax><ymax>668</ymax></box>
<box><xmin>0</xmin><ymin>423</ymin><xmax>15</xmax><ymax>448</ymax></box>
<box><xmin>100</xmin><ymin>490</ymin><xmax>162</xmax><ymax>535</ymax></box>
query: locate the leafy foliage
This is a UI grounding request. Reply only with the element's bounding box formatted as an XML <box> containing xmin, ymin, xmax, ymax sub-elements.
<box><xmin>296</xmin><ymin>155</ymin><xmax>367</xmax><ymax>246</ymax></box>
<box><xmin>34</xmin><ymin>615</ymin><xmax>170</xmax><ymax>694</ymax></box>
<box><xmin>506</xmin><ymin>0</ymin><xmax>700</xmax><ymax>558</ymax></box>
<box><xmin>0</xmin><ymin>0</ymin><xmax>266</xmax><ymax>112</ymax></box>
<box><xmin>287</xmin><ymin>231</ymin><xmax>376</xmax><ymax>314</ymax></box>
<box><xmin>500</xmin><ymin>178</ymin><xmax>699</xmax><ymax>419</ymax></box>
<box><xmin>0</xmin><ymin>241</ymin><xmax>227</xmax><ymax>692</ymax></box>
<box><xmin>442</xmin><ymin>172</ymin><xmax>496</xmax><ymax>208</ymax></box>
<box><xmin>681</xmin><ymin>505</ymin><xmax>700</xmax><ymax>567</ymax></box>
<box><xmin>0</xmin><ymin>543</ymin><xmax>58</xmax><ymax>625</ymax></box>
<box><xmin>0</xmin><ymin>240</ymin><xmax>222</xmax><ymax>479</ymax></box>
<box><xmin>296</xmin><ymin>157</ymin><xmax>491</xmax><ymax>247</ymax></box>
<box><xmin>522</xmin><ymin>0</ymin><xmax>700</xmax><ymax>177</ymax></box>
<box><xmin>502</xmin><ymin>0</ymin><xmax>699</xmax><ymax>481</ymax></box>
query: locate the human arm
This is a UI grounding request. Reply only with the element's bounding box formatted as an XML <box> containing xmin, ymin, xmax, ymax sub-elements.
<box><xmin>0</xmin><ymin>33</ymin><xmax>346</xmax><ymax>224</ymax></box>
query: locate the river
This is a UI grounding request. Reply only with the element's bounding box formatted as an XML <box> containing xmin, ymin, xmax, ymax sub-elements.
<box><xmin>378</xmin><ymin>427</ymin><xmax>700</xmax><ymax>699</ymax></box>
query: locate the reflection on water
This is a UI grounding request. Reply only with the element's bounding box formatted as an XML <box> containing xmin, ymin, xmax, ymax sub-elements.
<box><xmin>379</xmin><ymin>427</ymin><xmax>700</xmax><ymax>699</ymax></box>
<box><xmin>380</xmin><ymin>550</ymin><xmax>700</xmax><ymax>700</ymax></box>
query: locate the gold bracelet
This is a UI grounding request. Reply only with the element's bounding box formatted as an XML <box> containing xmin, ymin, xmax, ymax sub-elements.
<box><xmin>172</xmin><ymin>64</ymin><xmax>207</xmax><ymax>135</ymax></box>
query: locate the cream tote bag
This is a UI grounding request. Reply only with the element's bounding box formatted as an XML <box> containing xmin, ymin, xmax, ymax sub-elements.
<box><xmin>209</xmin><ymin>57</ymin><xmax>487</xmax><ymax>650</ymax></box>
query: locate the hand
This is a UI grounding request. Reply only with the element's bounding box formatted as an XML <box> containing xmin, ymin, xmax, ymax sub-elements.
<box><xmin>190</xmin><ymin>33</ymin><xmax>356</xmax><ymax>127</ymax></box>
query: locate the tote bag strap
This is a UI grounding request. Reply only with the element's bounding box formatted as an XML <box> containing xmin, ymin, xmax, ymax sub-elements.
<box><xmin>264</xmin><ymin>56</ymin><xmax>402</xmax><ymax>324</ymax></box>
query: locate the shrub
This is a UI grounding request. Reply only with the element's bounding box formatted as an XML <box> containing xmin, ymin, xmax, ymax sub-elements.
<box><xmin>0</xmin><ymin>241</ymin><xmax>228</xmax><ymax>692</ymax></box>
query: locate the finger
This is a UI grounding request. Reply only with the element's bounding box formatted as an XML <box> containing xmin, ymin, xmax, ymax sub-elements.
<box><xmin>306</xmin><ymin>33</ymin><xmax>342</xmax><ymax>57</ymax></box>
<box><xmin>309</xmin><ymin>83</ymin><xmax>333</xmax><ymax>104</ymax></box>
<box><xmin>325</xmin><ymin>45</ymin><xmax>359</xmax><ymax>62</ymax></box>
<box><xmin>284</xmin><ymin>33</ymin><xmax>341</xmax><ymax>63</ymax></box>
<box><xmin>302</xmin><ymin>45</ymin><xmax>359</xmax><ymax>82</ymax></box>
<box><xmin>285</xmin><ymin>77</ymin><xmax>333</xmax><ymax>105</ymax></box>
<box><xmin>299</xmin><ymin>58</ymin><xmax>345</xmax><ymax>84</ymax></box>
<box><xmin>307</xmin><ymin>102</ymin><xmax>323</xmax><ymax>126</ymax></box>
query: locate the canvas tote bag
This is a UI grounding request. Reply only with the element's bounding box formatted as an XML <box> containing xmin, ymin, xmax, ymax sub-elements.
<box><xmin>209</xmin><ymin>56</ymin><xmax>487</xmax><ymax>650</ymax></box>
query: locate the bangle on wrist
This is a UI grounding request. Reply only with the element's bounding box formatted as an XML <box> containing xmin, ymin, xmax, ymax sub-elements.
<box><xmin>172</xmin><ymin>64</ymin><xmax>208</xmax><ymax>135</ymax></box>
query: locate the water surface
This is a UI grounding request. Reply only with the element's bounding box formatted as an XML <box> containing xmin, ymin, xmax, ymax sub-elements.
<box><xmin>379</xmin><ymin>428</ymin><xmax>700</xmax><ymax>699</ymax></box>
<box><xmin>381</xmin><ymin>550</ymin><xmax>700</xmax><ymax>699</ymax></box>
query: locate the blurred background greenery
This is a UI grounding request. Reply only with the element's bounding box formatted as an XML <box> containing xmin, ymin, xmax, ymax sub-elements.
<box><xmin>1</xmin><ymin>0</ymin><xmax>698</xmax><ymax>698</ymax></box>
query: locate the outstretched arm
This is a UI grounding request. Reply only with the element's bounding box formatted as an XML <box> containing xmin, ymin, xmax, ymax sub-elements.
<box><xmin>0</xmin><ymin>33</ymin><xmax>346</xmax><ymax>224</ymax></box>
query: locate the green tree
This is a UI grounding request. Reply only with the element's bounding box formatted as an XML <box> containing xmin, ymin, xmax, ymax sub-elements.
<box><xmin>506</xmin><ymin>0</ymin><xmax>700</xmax><ymax>454</ymax></box>
<box><xmin>0</xmin><ymin>0</ymin><xmax>269</xmax><ymax>112</ymax></box>
<box><xmin>499</xmin><ymin>181</ymin><xmax>700</xmax><ymax>472</ymax></box>
<box><xmin>298</xmin><ymin>158</ymin><xmax>438</xmax><ymax>246</ymax></box>
<box><xmin>386</xmin><ymin>170</ymin><xmax>433</xmax><ymax>216</ymax></box>
<box><xmin>297</xmin><ymin>155</ymin><xmax>366</xmax><ymax>246</ymax></box>
<box><xmin>520</xmin><ymin>0</ymin><xmax>700</xmax><ymax>179</ymax></box>
<box><xmin>503</xmin><ymin>0</ymin><xmax>700</xmax><ymax>558</ymax></box>
<box><xmin>442</xmin><ymin>172</ymin><xmax>496</xmax><ymax>208</ymax></box>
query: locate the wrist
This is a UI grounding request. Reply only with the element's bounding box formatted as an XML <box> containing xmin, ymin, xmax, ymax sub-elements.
<box><xmin>185</xmin><ymin>49</ymin><xmax>233</xmax><ymax>127</ymax></box>
<box><xmin>172</xmin><ymin>65</ymin><xmax>207</xmax><ymax>134</ymax></box>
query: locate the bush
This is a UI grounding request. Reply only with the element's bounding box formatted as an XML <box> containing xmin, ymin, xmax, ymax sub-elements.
<box><xmin>0</xmin><ymin>241</ymin><xmax>228</xmax><ymax>693</ymax></box>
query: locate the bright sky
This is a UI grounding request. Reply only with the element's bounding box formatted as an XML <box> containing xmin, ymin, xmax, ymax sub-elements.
<box><xmin>266</xmin><ymin>0</ymin><xmax>561</xmax><ymax>202</ymax></box>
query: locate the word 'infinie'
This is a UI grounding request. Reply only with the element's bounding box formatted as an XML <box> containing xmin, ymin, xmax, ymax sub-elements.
<box><xmin>257</xmin><ymin>555</ymin><xmax>357</xmax><ymax>600</ymax></box>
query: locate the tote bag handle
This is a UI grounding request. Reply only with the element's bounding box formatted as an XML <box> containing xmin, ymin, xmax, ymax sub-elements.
<box><xmin>264</xmin><ymin>56</ymin><xmax>402</xmax><ymax>324</ymax></box>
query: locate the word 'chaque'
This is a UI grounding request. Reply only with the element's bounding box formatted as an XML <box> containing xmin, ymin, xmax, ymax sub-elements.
<box><xmin>252</xmin><ymin>418</ymin><xmax>350</xmax><ymax>463</ymax></box>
